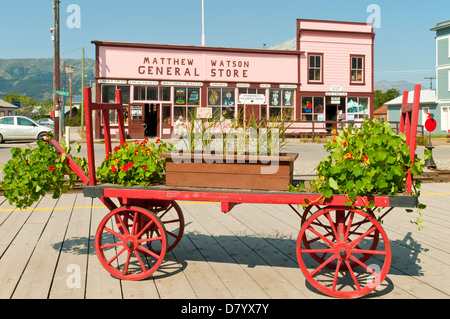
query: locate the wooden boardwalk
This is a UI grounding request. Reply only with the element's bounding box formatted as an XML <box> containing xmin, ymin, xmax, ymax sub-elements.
<box><xmin>0</xmin><ymin>183</ymin><xmax>450</xmax><ymax>300</ymax></box>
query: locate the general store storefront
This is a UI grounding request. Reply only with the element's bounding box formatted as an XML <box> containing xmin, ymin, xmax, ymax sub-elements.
<box><xmin>93</xmin><ymin>23</ymin><xmax>373</xmax><ymax>139</ymax></box>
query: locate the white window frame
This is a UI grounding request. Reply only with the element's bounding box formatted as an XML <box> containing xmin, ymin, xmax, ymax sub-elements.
<box><xmin>442</xmin><ymin>106</ymin><xmax>450</xmax><ymax>131</ymax></box>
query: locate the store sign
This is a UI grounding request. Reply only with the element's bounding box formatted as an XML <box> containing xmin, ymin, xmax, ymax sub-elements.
<box><xmin>99</xmin><ymin>46</ymin><xmax>298</xmax><ymax>84</ymax></box>
<box><xmin>239</xmin><ymin>94</ymin><xmax>266</xmax><ymax>104</ymax></box>
<box><xmin>329</xmin><ymin>85</ymin><xmax>343</xmax><ymax>92</ymax></box>
<box><xmin>130</xmin><ymin>105</ymin><xmax>142</xmax><ymax>117</ymax></box>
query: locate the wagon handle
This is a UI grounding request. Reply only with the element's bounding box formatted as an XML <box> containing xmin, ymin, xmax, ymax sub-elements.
<box><xmin>84</xmin><ymin>86</ymin><xmax>125</xmax><ymax>186</ymax></box>
<box><xmin>399</xmin><ymin>84</ymin><xmax>421</xmax><ymax>195</ymax></box>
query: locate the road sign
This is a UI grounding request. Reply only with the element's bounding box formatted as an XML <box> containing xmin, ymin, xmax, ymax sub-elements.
<box><xmin>425</xmin><ymin>113</ymin><xmax>437</xmax><ymax>132</ymax></box>
<box><xmin>53</xmin><ymin>90</ymin><xmax>69</xmax><ymax>96</ymax></box>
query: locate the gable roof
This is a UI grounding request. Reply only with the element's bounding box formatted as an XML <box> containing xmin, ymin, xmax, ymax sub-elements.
<box><xmin>0</xmin><ymin>99</ymin><xmax>17</xmax><ymax>108</ymax></box>
<box><xmin>384</xmin><ymin>89</ymin><xmax>437</xmax><ymax>106</ymax></box>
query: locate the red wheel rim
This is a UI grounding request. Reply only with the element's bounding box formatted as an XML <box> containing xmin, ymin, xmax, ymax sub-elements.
<box><xmin>148</xmin><ymin>201</ymin><xmax>184</xmax><ymax>253</ymax></box>
<box><xmin>95</xmin><ymin>206</ymin><xmax>167</xmax><ymax>280</ymax></box>
<box><xmin>297</xmin><ymin>206</ymin><xmax>391</xmax><ymax>299</ymax></box>
<box><xmin>301</xmin><ymin>205</ymin><xmax>379</xmax><ymax>269</ymax></box>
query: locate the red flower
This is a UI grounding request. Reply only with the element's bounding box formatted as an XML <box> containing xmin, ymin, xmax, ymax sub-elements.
<box><xmin>134</xmin><ymin>150</ymin><xmax>139</xmax><ymax>155</ymax></box>
<box><xmin>155</xmin><ymin>138</ymin><xmax>161</xmax><ymax>144</ymax></box>
<box><xmin>134</xmin><ymin>140</ymin><xmax>139</xmax><ymax>145</ymax></box>
<box><xmin>49</xmin><ymin>165</ymin><xmax>55</xmax><ymax>171</ymax></box>
<box><xmin>111</xmin><ymin>166</ymin><xmax>117</xmax><ymax>173</ymax></box>
<box><xmin>122</xmin><ymin>142</ymin><xmax>128</xmax><ymax>147</ymax></box>
<box><xmin>114</xmin><ymin>146</ymin><xmax>120</xmax><ymax>152</ymax></box>
<box><xmin>143</xmin><ymin>165</ymin><xmax>147</xmax><ymax>170</ymax></box>
<box><xmin>122</xmin><ymin>165</ymin><xmax>129</xmax><ymax>172</ymax></box>
<box><xmin>362</xmin><ymin>155</ymin><xmax>370</xmax><ymax>164</ymax></box>
<box><xmin>145</xmin><ymin>148</ymin><xmax>151</xmax><ymax>154</ymax></box>
<box><xmin>144</xmin><ymin>138</ymin><xmax>148</xmax><ymax>144</ymax></box>
<box><xmin>128</xmin><ymin>162</ymin><xmax>134</xmax><ymax>168</ymax></box>
<box><xmin>343</xmin><ymin>140</ymin><xmax>347</xmax><ymax>147</ymax></box>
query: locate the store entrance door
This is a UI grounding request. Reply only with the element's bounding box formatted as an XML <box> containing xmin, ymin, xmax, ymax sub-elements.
<box><xmin>128</xmin><ymin>103</ymin><xmax>145</xmax><ymax>139</ymax></box>
<box><xmin>144</xmin><ymin>103</ymin><xmax>160</xmax><ymax>137</ymax></box>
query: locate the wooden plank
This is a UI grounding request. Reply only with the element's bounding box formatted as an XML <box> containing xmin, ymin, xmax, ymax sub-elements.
<box><xmin>0</xmin><ymin>195</ymin><xmax>55</xmax><ymax>299</ymax></box>
<box><xmin>85</xmin><ymin>197</ymin><xmax>123</xmax><ymax>299</ymax></box>
<box><xmin>49</xmin><ymin>194</ymin><xmax>92</xmax><ymax>299</ymax></box>
<box><xmin>12</xmin><ymin>194</ymin><xmax>75</xmax><ymax>298</ymax></box>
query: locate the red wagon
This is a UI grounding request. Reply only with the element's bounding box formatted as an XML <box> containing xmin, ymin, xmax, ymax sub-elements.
<box><xmin>49</xmin><ymin>85</ymin><xmax>422</xmax><ymax>299</ymax></box>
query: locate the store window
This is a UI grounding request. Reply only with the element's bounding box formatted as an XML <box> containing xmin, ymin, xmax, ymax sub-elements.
<box><xmin>346</xmin><ymin>97</ymin><xmax>369</xmax><ymax>120</ymax></box>
<box><xmin>308</xmin><ymin>54</ymin><xmax>323</xmax><ymax>83</ymax></box>
<box><xmin>301</xmin><ymin>96</ymin><xmax>324</xmax><ymax>121</ymax></box>
<box><xmin>350</xmin><ymin>55</ymin><xmax>364</xmax><ymax>84</ymax></box>
<box><xmin>268</xmin><ymin>89</ymin><xmax>295</xmax><ymax>121</ymax></box>
<box><xmin>174</xmin><ymin>87</ymin><xmax>200</xmax><ymax>121</ymax></box>
<box><xmin>133</xmin><ymin>86</ymin><xmax>171</xmax><ymax>101</ymax></box>
<box><xmin>101</xmin><ymin>85</ymin><xmax>130</xmax><ymax>124</ymax></box>
<box><xmin>208</xmin><ymin>87</ymin><xmax>236</xmax><ymax>119</ymax></box>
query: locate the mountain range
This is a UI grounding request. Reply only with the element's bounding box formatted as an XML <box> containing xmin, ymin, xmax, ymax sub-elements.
<box><xmin>0</xmin><ymin>58</ymin><xmax>416</xmax><ymax>102</ymax></box>
<box><xmin>0</xmin><ymin>58</ymin><xmax>95</xmax><ymax>102</ymax></box>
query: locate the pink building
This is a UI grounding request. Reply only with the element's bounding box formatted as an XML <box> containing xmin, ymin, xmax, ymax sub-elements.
<box><xmin>92</xmin><ymin>19</ymin><xmax>374</xmax><ymax>139</ymax></box>
<box><xmin>296</xmin><ymin>19</ymin><xmax>374</xmax><ymax>123</ymax></box>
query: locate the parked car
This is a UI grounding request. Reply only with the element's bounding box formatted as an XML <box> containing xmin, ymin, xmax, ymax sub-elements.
<box><xmin>0</xmin><ymin>116</ymin><xmax>53</xmax><ymax>143</ymax></box>
<box><xmin>36</xmin><ymin>118</ymin><xmax>54</xmax><ymax>127</ymax></box>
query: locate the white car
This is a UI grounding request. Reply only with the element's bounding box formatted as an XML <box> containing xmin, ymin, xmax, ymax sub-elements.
<box><xmin>0</xmin><ymin>116</ymin><xmax>54</xmax><ymax>143</ymax></box>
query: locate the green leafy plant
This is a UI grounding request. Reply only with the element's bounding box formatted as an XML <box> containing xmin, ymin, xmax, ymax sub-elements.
<box><xmin>288</xmin><ymin>119</ymin><xmax>428</xmax><ymax>228</ymax></box>
<box><xmin>0</xmin><ymin>134</ymin><xmax>87</xmax><ymax>209</ymax></box>
<box><xmin>96</xmin><ymin>138</ymin><xmax>173</xmax><ymax>186</ymax></box>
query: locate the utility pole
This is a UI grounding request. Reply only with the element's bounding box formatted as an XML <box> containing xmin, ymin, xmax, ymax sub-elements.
<box><xmin>62</xmin><ymin>60</ymin><xmax>66</xmax><ymax>131</ymax></box>
<box><xmin>66</xmin><ymin>65</ymin><xmax>75</xmax><ymax>118</ymax></box>
<box><xmin>425</xmin><ymin>76</ymin><xmax>436</xmax><ymax>90</ymax></box>
<box><xmin>53</xmin><ymin>0</ymin><xmax>61</xmax><ymax>141</ymax></box>
<box><xmin>81</xmin><ymin>47</ymin><xmax>85</xmax><ymax>131</ymax></box>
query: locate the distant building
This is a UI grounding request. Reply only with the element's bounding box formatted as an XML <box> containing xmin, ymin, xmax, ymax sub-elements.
<box><xmin>431</xmin><ymin>20</ymin><xmax>450</xmax><ymax>135</ymax></box>
<box><xmin>0</xmin><ymin>99</ymin><xmax>17</xmax><ymax>117</ymax></box>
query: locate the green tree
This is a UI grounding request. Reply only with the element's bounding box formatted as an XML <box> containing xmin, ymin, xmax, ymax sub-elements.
<box><xmin>374</xmin><ymin>88</ymin><xmax>400</xmax><ymax>110</ymax></box>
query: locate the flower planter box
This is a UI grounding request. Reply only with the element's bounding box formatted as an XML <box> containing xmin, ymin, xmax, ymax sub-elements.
<box><xmin>160</xmin><ymin>152</ymin><xmax>298</xmax><ymax>191</ymax></box>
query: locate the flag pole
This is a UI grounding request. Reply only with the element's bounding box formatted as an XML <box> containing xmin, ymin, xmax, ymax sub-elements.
<box><xmin>202</xmin><ymin>0</ymin><xmax>205</xmax><ymax>46</ymax></box>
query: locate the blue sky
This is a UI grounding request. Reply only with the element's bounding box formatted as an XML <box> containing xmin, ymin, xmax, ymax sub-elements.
<box><xmin>1</xmin><ymin>0</ymin><xmax>449</xmax><ymax>88</ymax></box>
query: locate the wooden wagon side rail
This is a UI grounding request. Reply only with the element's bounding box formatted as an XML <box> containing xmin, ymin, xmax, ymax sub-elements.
<box><xmin>83</xmin><ymin>184</ymin><xmax>418</xmax><ymax>213</ymax></box>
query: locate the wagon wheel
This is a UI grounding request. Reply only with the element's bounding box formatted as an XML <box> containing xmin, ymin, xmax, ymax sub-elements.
<box><xmin>95</xmin><ymin>206</ymin><xmax>167</xmax><ymax>280</ymax></box>
<box><xmin>296</xmin><ymin>206</ymin><xmax>391</xmax><ymax>299</ymax></box>
<box><xmin>148</xmin><ymin>201</ymin><xmax>184</xmax><ymax>253</ymax></box>
<box><xmin>301</xmin><ymin>205</ymin><xmax>379</xmax><ymax>269</ymax></box>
